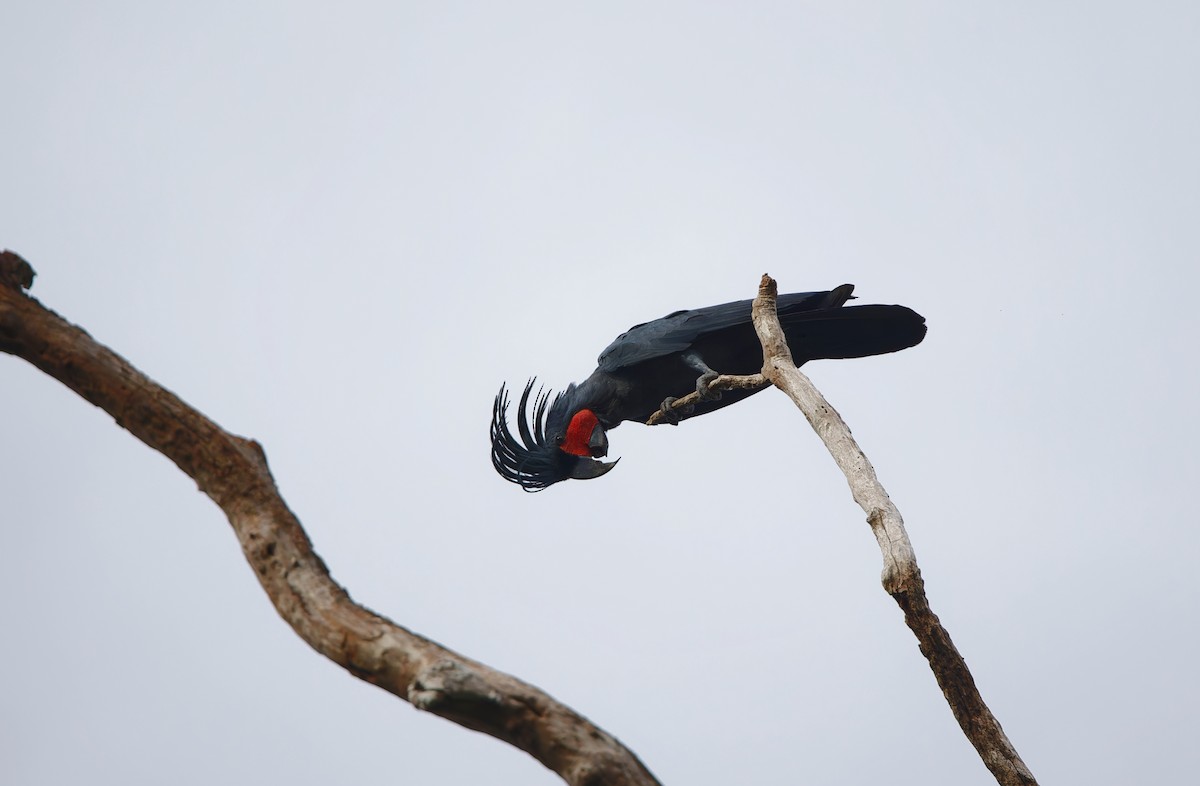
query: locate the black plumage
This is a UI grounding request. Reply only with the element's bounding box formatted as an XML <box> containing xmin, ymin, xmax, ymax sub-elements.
<box><xmin>491</xmin><ymin>285</ymin><xmax>925</xmax><ymax>491</ymax></box>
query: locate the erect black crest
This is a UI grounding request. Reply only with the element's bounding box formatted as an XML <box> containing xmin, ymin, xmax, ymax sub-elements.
<box><xmin>490</xmin><ymin>379</ymin><xmax>571</xmax><ymax>492</ymax></box>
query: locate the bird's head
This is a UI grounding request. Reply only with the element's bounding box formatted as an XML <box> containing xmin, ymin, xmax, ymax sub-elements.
<box><xmin>491</xmin><ymin>379</ymin><xmax>619</xmax><ymax>491</ymax></box>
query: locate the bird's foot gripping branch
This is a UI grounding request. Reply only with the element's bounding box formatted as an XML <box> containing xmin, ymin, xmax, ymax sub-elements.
<box><xmin>645</xmin><ymin>373</ymin><xmax>768</xmax><ymax>426</ymax></box>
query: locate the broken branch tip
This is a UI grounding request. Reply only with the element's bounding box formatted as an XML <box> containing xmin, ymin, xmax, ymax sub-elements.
<box><xmin>0</xmin><ymin>250</ymin><xmax>36</xmax><ymax>291</ymax></box>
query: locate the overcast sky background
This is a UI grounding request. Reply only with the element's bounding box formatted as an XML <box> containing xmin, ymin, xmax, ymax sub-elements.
<box><xmin>3</xmin><ymin>3</ymin><xmax>1199</xmax><ymax>785</ymax></box>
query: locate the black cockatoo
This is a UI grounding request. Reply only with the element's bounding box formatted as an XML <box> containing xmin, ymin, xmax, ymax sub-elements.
<box><xmin>491</xmin><ymin>284</ymin><xmax>924</xmax><ymax>491</ymax></box>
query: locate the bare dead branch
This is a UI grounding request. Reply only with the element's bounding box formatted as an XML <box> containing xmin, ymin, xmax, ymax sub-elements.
<box><xmin>643</xmin><ymin>372</ymin><xmax>766</xmax><ymax>426</ymax></box>
<box><xmin>751</xmin><ymin>273</ymin><xmax>1039</xmax><ymax>786</ymax></box>
<box><xmin>0</xmin><ymin>250</ymin><xmax>660</xmax><ymax>786</ymax></box>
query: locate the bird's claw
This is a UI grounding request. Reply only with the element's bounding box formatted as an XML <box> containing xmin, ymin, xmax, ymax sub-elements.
<box><xmin>658</xmin><ymin>396</ymin><xmax>692</xmax><ymax>425</ymax></box>
<box><xmin>696</xmin><ymin>371</ymin><xmax>721</xmax><ymax>402</ymax></box>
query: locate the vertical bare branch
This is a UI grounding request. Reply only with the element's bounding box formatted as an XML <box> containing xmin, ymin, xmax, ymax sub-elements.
<box><xmin>751</xmin><ymin>273</ymin><xmax>1038</xmax><ymax>786</ymax></box>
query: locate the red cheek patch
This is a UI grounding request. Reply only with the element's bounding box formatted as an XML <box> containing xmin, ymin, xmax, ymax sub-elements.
<box><xmin>562</xmin><ymin>409</ymin><xmax>599</xmax><ymax>456</ymax></box>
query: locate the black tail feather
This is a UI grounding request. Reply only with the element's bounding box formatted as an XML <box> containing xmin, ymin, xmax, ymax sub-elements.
<box><xmin>782</xmin><ymin>304</ymin><xmax>926</xmax><ymax>362</ymax></box>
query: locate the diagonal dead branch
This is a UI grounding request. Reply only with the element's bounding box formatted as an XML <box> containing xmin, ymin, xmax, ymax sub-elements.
<box><xmin>0</xmin><ymin>250</ymin><xmax>660</xmax><ymax>786</ymax></box>
<box><xmin>751</xmin><ymin>273</ymin><xmax>1038</xmax><ymax>786</ymax></box>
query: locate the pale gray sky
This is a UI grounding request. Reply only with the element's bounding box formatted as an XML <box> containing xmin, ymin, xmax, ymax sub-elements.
<box><xmin>3</xmin><ymin>3</ymin><xmax>1198</xmax><ymax>784</ymax></box>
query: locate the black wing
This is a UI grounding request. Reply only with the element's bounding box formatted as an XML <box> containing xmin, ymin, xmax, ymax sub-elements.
<box><xmin>597</xmin><ymin>287</ymin><xmax>850</xmax><ymax>373</ymax></box>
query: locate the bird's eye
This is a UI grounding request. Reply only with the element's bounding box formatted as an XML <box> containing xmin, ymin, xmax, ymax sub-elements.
<box><xmin>554</xmin><ymin>434</ymin><xmax>565</xmax><ymax>446</ymax></box>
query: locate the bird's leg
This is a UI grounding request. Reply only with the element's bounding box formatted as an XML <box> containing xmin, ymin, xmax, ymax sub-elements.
<box><xmin>655</xmin><ymin>352</ymin><xmax>722</xmax><ymax>424</ymax></box>
<box><xmin>682</xmin><ymin>351</ymin><xmax>722</xmax><ymax>401</ymax></box>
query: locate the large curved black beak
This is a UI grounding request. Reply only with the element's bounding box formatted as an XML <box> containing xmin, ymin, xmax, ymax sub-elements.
<box><xmin>569</xmin><ymin>456</ymin><xmax>619</xmax><ymax>481</ymax></box>
<box><xmin>570</xmin><ymin>422</ymin><xmax>617</xmax><ymax>480</ymax></box>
